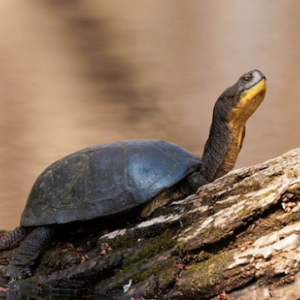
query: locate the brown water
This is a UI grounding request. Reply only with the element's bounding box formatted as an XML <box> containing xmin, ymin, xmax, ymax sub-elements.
<box><xmin>0</xmin><ymin>0</ymin><xmax>300</xmax><ymax>230</ymax></box>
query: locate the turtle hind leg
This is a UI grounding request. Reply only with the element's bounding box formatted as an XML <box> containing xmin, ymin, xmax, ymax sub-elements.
<box><xmin>3</xmin><ymin>226</ymin><xmax>55</xmax><ymax>280</ymax></box>
<box><xmin>0</xmin><ymin>226</ymin><xmax>28</xmax><ymax>250</ymax></box>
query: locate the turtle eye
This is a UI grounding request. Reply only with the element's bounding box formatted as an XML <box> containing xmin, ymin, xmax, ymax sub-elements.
<box><xmin>242</xmin><ymin>74</ymin><xmax>253</xmax><ymax>82</ymax></box>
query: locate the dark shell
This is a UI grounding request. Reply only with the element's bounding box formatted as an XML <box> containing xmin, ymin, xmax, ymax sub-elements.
<box><xmin>21</xmin><ymin>140</ymin><xmax>201</xmax><ymax>227</ymax></box>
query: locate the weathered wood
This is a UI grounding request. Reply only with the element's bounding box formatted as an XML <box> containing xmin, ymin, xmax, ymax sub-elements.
<box><xmin>2</xmin><ymin>148</ymin><xmax>300</xmax><ymax>300</ymax></box>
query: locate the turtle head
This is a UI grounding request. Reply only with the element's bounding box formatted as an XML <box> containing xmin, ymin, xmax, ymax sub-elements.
<box><xmin>200</xmin><ymin>70</ymin><xmax>266</xmax><ymax>182</ymax></box>
<box><xmin>214</xmin><ymin>69</ymin><xmax>266</xmax><ymax>124</ymax></box>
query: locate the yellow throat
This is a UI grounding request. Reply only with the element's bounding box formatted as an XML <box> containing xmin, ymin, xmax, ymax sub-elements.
<box><xmin>215</xmin><ymin>78</ymin><xmax>267</xmax><ymax>178</ymax></box>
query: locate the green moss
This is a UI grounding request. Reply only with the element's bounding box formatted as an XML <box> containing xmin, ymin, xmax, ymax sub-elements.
<box><xmin>213</xmin><ymin>198</ymin><xmax>240</xmax><ymax>212</ymax></box>
<box><xmin>127</xmin><ymin>229</ymin><xmax>175</xmax><ymax>265</ymax></box>
<box><xmin>100</xmin><ymin>231</ymin><xmax>137</xmax><ymax>250</ymax></box>
<box><xmin>231</xmin><ymin>210</ymin><xmax>293</xmax><ymax>250</ymax></box>
<box><xmin>96</xmin><ymin>229</ymin><xmax>177</xmax><ymax>292</ymax></box>
<box><xmin>178</xmin><ymin>217</ymin><xmax>227</xmax><ymax>252</ymax></box>
<box><xmin>201</xmin><ymin>225</ymin><xmax>224</xmax><ymax>242</ymax></box>
<box><xmin>100</xmin><ymin>221</ymin><xmax>180</xmax><ymax>252</ymax></box>
<box><xmin>184</xmin><ymin>252</ymin><xmax>230</xmax><ymax>288</ymax></box>
<box><xmin>202</xmin><ymin>180</ymin><xmax>269</xmax><ymax>214</ymax></box>
<box><xmin>97</xmin><ymin>253</ymin><xmax>178</xmax><ymax>296</ymax></box>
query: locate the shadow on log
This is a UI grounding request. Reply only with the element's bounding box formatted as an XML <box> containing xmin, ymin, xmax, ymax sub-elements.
<box><xmin>2</xmin><ymin>148</ymin><xmax>300</xmax><ymax>299</ymax></box>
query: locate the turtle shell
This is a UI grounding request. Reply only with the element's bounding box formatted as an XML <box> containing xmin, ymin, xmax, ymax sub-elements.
<box><xmin>20</xmin><ymin>140</ymin><xmax>201</xmax><ymax>227</ymax></box>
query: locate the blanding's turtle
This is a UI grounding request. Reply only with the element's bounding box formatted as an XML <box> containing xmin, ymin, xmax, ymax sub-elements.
<box><xmin>0</xmin><ymin>69</ymin><xmax>267</xmax><ymax>279</ymax></box>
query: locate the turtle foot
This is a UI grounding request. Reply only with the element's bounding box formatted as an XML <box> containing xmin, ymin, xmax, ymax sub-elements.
<box><xmin>1</xmin><ymin>263</ymin><xmax>32</xmax><ymax>281</ymax></box>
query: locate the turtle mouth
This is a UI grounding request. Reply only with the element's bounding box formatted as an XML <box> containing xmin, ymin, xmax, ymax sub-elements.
<box><xmin>241</xmin><ymin>77</ymin><xmax>267</xmax><ymax>104</ymax></box>
<box><xmin>228</xmin><ymin>78</ymin><xmax>267</xmax><ymax>125</ymax></box>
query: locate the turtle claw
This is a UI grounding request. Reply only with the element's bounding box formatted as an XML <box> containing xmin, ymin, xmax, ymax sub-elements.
<box><xmin>1</xmin><ymin>263</ymin><xmax>30</xmax><ymax>281</ymax></box>
<box><xmin>24</xmin><ymin>266</ymin><xmax>33</xmax><ymax>277</ymax></box>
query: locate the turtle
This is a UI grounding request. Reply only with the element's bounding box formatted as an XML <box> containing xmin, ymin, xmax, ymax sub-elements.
<box><xmin>0</xmin><ymin>69</ymin><xmax>267</xmax><ymax>280</ymax></box>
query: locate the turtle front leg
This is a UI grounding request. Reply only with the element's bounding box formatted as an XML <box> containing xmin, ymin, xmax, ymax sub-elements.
<box><xmin>187</xmin><ymin>172</ymin><xmax>209</xmax><ymax>193</ymax></box>
<box><xmin>2</xmin><ymin>226</ymin><xmax>55</xmax><ymax>280</ymax></box>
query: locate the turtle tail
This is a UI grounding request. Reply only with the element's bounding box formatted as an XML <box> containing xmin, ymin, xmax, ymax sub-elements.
<box><xmin>0</xmin><ymin>226</ymin><xmax>27</xmax><ymax>250</ymax></box>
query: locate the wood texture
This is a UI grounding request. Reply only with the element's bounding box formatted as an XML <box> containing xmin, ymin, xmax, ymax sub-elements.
<box><xmin>2</xmin><ymin>148</ymin><xmax>300</xmax><ymax>299</ymax></box>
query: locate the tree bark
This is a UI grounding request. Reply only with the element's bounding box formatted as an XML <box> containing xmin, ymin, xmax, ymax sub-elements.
<box><xmin>2</xmin><ymin>148</ymin><xmax>300</xmax><ymax>299</ymax></box>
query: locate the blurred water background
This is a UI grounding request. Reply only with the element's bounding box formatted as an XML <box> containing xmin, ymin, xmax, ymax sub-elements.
<box><xmin>0</xmin><ymin>0</ymin><xmax>299</xmax><ymax>230</ymax></box>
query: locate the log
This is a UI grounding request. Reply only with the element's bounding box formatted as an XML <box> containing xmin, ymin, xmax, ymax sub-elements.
<box><xmin>2</xmin><ymin>148</ymin><xmax>300</xmax><ymax>300</ymax></box>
